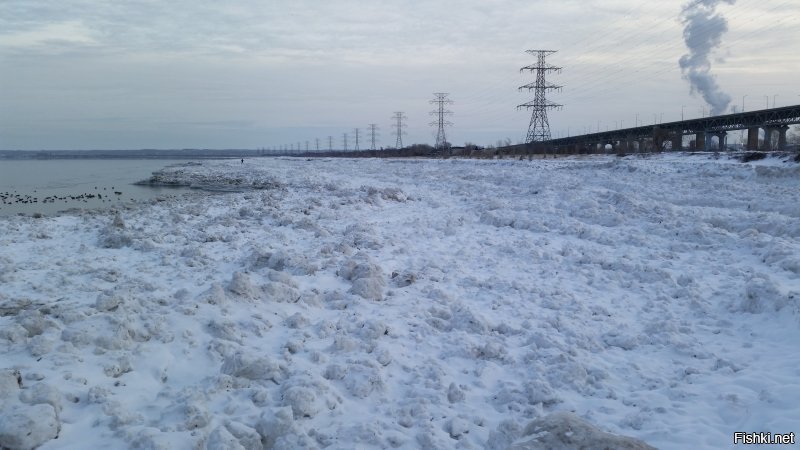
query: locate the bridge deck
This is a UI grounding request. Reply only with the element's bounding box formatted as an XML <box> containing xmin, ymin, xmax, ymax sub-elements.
<box><xmin>543</xmin><ymin>104</ymin><xmax>800</xmax><ymax>148</ymax></box>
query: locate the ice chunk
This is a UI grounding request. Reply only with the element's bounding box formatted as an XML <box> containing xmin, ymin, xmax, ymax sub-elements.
<box><xmin>0</xmin><ymin>370</ymin><xmax>22</xmax><ymax>398</ymax></box>
<box><xmin>207</xmin><ymin>425</ymin><xmax>246</xmax><ymax>450</ymax></box>
<box><xmin>228</xmin><ymin>272</ymin><xmax>257</xmax><ymax>299</ymax></box>
<box><xmin>0</xmin><ymin>403</ymin><xmax>60</xmax><ymax>450</ymax></box>
<box><xmin>339</xmin><ymin>253</ymin><xmax>385</xmax><ymax>300</ymax></box>
<box><xmin>737</xmin><ymin>276</ymin><xmax>787</xmax><ymax>313</ymax></box>
<box><xmin>256</xmin><ymin>407</ymin><xmax>294</xmax><ymax>449</ymax></box>
<box><xmin>508</xmin><ymin>411</ymin><xmax>656</xmax><ymax>450</ymax></box>
<box><xmin>19</xmin><ymin>382</ymin><xmax>62</xmax><ymax>414</ymax></box>
<box><xmin>225</xmin><ymin>421</ymin><xmax>263</xmax><ymax>450</ymax></box>
<box><xmin>282</xmin><ymin>386</ymin><xmax>319</xmax><ymax>418</ymax></box>
<box><xmin>221</xmin><ymin>353</ymin><xmax>284</xmax><ymax>382</ymax></box>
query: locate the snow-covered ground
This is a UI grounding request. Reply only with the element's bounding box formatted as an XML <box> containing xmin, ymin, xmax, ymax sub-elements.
<box><xmin>1</xmin><ymin>153</ymin><xmax>799</xmax><ymax>449</ymax></box>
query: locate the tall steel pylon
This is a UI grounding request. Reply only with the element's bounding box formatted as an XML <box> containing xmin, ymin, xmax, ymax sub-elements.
<box><xmin>429</xmin><ymin>93</ymin><xmax>453</xmax><ymax>149</ymax></box>
<box><xmin>391</xmin><ymin>112</ymin><xmax>407</xmax><ymax>149</ymax></box>
<box><xmin>518</xmin><ymin>50</ymin><xmax>562</xmax><ymax>143</ymax></box>
<box><xmin>368</xmin><ymin>124</ymin><xmax>379</xmax><ymax>150</ymax></box>
<box><xmin>342</xmin><ymin>133</ymin><xmax>349</xmax><ymax>151</ymax></box>
<box><xmin>353</xmin><ymin>128</ymin><xmax>360</xmax><ymax>151</ymax></box>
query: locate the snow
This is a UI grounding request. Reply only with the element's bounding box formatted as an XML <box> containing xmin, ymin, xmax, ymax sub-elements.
<box><xmin>1</xmin><ymin>153</ymin><xmax>799</xmax><ymax>449</ymax></box>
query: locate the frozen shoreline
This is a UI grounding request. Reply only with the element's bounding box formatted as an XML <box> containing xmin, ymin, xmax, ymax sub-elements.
<box><xmin>1</xmin><ymin>154</ymin><xmax>799</xmax><ymax>449</ymax></box>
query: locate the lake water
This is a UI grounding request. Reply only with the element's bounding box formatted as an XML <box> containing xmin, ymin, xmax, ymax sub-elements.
<box><xmin>0</xmin><ymin>159</ymin><xmax>197</xmax><ymax>217</ymax></box>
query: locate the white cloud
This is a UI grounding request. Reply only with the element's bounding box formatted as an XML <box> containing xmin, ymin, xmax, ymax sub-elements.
<box><xmin>0</xmin><ymin>20</ymin><xmax>98</xmax><ymax>49</ymax></box>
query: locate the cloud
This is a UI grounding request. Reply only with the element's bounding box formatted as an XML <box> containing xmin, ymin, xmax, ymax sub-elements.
<box><xmin>0</xmin><ymin>20</ymin><xmax>98</xmax><ymax>51</ymax></box>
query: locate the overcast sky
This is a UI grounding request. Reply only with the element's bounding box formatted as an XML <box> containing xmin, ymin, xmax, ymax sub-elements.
<box><xmin>1</xmin><ymin>0</ymin><xmax>797</xmax><ymax>150</ymax></box>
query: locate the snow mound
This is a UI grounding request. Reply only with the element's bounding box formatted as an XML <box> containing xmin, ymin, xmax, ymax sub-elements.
<box><xmin>736</xmin><ymin>276</ymin><xmax>793</xmax><ymax>314</ymax></box>
<box><xmin>338</xmin><ymin>253</ymin><xmax>386</xmax><ymax>300</ymax></box>
<box><xmin>508</xmin><ymin>412</ymin><xmax>656</xmax><ymax>450</ymax></box>
<box><xmin>228</xmin><ymin>271</ymin><xmax>257</xmax><ymax>299</ymax></box>
<box><xmin>221</xmin><ymin>353</ymin><xmax>286</xmax><ymax>383</ymax></box>
<box><xmin>0</xmin><ymin>370</ymin><xmax>60</xmax><ymax>450</ymax></box>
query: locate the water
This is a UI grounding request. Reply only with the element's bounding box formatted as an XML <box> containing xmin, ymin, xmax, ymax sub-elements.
<box><xmin>0</xmin><ymin>159</ymin><xmax>196</xmax><ymax>217</ymax></box>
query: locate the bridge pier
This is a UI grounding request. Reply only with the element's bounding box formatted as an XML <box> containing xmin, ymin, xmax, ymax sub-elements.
<box><xmin>747</xmin><ymin>127</ymin><xmax>760</xmax><ymax>151</ymax></box>
<box><xmin>671</xmin><ymin>134</ymin><xmax>682</xmax><ymax>151</ymax></box>
<box><xmin>777</xmin><ymin>125</ymin><xmax>789</xmax><ymax>150</ymax></box>
<box><xmin>762</xmin><ymin>125</ymin><xmax>790</xmax><ymax>150</ymax></box>
<box><xmin>695</xmin><ymin>131</ymin><xmax>706</xmax><ymax>150</ymax></box>
<box><xmin>763</xmin><ymin>127</ymin><xmax>774</xmax><ymax>150</ymax></box>
<box><xmin>712</xmin><ymin>131</ymin><xmax>727</xmax><ymax>150</ymax></box>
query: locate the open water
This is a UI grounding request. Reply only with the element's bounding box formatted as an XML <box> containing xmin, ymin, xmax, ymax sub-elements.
<box><xmin>0</xmin><ymin>159</ymin><xmax>195</xmax><ymax>217</ymax></box>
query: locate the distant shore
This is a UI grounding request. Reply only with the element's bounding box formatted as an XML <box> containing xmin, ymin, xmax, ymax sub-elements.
<box><xmin>0</xmin><ymin>149</ymin><xmax>276</xmax><ymax>160</ymax></box>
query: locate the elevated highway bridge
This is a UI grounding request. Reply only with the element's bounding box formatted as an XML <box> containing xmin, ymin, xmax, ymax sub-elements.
<box><xmin>528</xmin><ymin>104</ymin><xmax>800</xmax><ymax>153</ymax></box>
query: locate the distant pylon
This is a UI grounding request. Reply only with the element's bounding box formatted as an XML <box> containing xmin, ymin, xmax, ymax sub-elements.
<box><xmin>368</xmin><ymin>124</ymin><xmax>379</xmax><ymax>150</ymax></box>
<box><xmin>518</xmin><ymin>50</ymin><xmax>563</xmax><ymax>143</ymax></box>
<box><xmin>328</xmin><ymin>136</ymin><xmax>333</xmax><ymax>151</ymax></box>
<box><xmin>354</xmin><ymin>128</ymin><xmax>360</xmax><ymax>151</ymax></box>
<box><xmin>342</xmin><ymin>133</ymin><xmax>349</xmax><ymax>151</ymax></box>
<box><xmin>429</xmin><ymin>93</ymin><xmax>453</xmax><ymax>149</ymax></box>
<box><xmin>315</xmin><ymin>138</ymin><xmax>320</xmax><ymax>151</ymax></box>
<box><xmin>305</xmin><ymin>141</ymin><xmax>309</xmax><ymax>151</ymax></box>
<box><xmin>391</xmin><ymin>112</ymin><xmax>407</xmax><ymax>149</ymax></box>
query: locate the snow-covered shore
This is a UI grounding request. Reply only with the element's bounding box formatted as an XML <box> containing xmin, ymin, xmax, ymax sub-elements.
<box><xmin>1</xmin><ymin>154</ymin><xmax>799</xmax><ymax>449</ymax></box>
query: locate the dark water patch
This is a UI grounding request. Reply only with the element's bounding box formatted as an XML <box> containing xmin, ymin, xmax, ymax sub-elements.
<box><xmin>0</xmin><ymin>159</ymin><xmax>196</xmax><ymax>217</ymax></box>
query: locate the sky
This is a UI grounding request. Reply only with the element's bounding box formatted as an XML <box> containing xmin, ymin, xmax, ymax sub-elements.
<box><xmin>0</xmin><ymin>0</ymin><xmax>798</xmax><ymax>150</ymax></box>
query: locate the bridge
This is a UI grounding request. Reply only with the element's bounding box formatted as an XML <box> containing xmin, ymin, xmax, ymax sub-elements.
<box><xmin>529</xmin><ymin>104</ymin><xmax>800</xmax><ymax>153</ymax></box>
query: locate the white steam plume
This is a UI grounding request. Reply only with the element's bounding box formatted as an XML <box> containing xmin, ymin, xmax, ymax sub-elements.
<box><xmin>679</xmin><ymin>0</ymin><xmax>735</xmax><ymax>116</ymax></box>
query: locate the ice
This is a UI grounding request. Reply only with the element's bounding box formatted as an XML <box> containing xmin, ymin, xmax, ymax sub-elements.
<box><xmin>1</xmin><ymin>153</ymin><xmax>799</xmax><ymax>449</ymax></box>
<box><xmin>0</xmin><ymin>403</ymin><xmax>60</xmax><ymax>450</ymax></box>
<box><xmin>0</xmin><ymin>370</ymin><xmax>60</xmax><ymax>449</ymax></box>
<box><xmin>508</xmin><ymin>411</ymin><xmax>656</xmax><ymax>449</ymax></box>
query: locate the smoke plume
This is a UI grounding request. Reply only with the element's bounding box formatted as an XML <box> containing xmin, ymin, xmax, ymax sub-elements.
<box><xmin>679</xmin><ymin>0</ymin><xmax>735</xmax><ymax>115</ymax></box>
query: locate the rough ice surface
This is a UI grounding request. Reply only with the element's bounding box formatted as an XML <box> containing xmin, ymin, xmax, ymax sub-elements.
<box><xmin>1</xmin><ymin>153</ymin><xmax>800</xmax><ymax>449</ymax></box>
<box><xmin>0</xmin><ymin>370</ymin><xmax>60</xmax><ymax>450</ymax></box>
<box><xmin>508</xmin><ymin>411</ymin><xmax>657</xmax><ymax>449</ymax></box>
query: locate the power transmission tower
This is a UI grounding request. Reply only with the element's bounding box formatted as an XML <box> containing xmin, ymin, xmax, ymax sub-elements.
<box><xmin>305</xmin><ymin>141</ymin><xmax>309</xmax><ymax>152</ymax></box>
<box><xmin>328</xmin><ymin>136</ymin><xmax>333</xmax><ymax>151</ymax></box>
<box><xmin>342</xmin><ymin>133</ymin><xmax>349</xmax><ymax>151</ymax></box>
<box><xmin>429</xmin><ymin>93</ymin><xmax>453</xmax><ymax>149</ymax></box>
<box><xmin>315</xmin><ymin>138</ymin><xmax>320</xmax><ymax>151</ymax></box>
<box><xmin>518</xmin><ymin>50</ymin><xmax>562</xmax><ymax>143</ymax></box>
<box><xmin>391</xmin><ymin>112</ymin><xmax>407</xmax><ymax>148</ymax></box>
<box><xmin>353</xmin><ymin>128</ymin><xmax>360</xmax><ymax>151</ymax></box>
<box><xmin>368</xmin><ymin>124</ymin><xmax>379</xmax><ymax>150</ymax></box>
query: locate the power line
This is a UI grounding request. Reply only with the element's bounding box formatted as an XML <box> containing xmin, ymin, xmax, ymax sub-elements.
<box><xmin>391</xmin><ymin>111</ymin><xmax>407</xmax><ymax>148</ymax></box>
<box><xmin>368</xmin><ymin>124</ymin><xmax>379</xmax><ymax>150</ymax></box>
<box><xmin>429</xmin><ymin>92</ymin><xmax>454</xmax><ymax>149</ymax></box>
<box><xmin>518</xmin><ymin>50</ymin><xmax>563</xmax><ymax>142</ymax></box>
